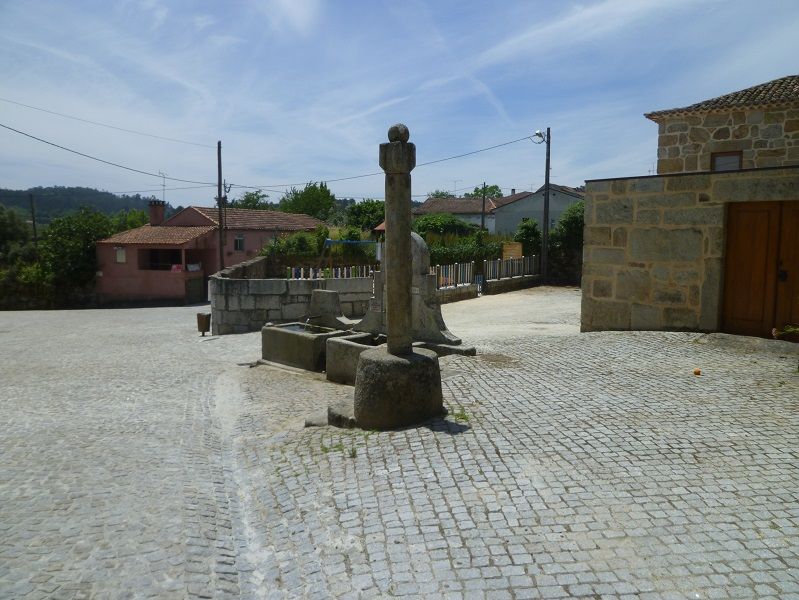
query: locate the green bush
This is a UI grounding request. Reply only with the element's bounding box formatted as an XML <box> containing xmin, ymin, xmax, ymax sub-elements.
<box><xmin>513</xmin><ymin>218</ymin><xmax>541</xmax><ymax>256</ymax></box>
<box><xmin>313</xmin><ymin>224</ymin><xmax>329</xmax><ymax>253</ymax></box>
<box><xmin>260</xmin><ymin>231</ymin><xmax>320</xmax><ymax>259</ymax></box>
<box><xmin>427</xmin><ymin>233</ymin><xmax>502</xmax><ymax>266</ymax></box>
<box><xmin>339</xmin><ymin>226</ymin><xmax>366</xmax><ymax>261</ymax></box>
<box><xmin>412</xmin><ymin>213</ymin><xmax>475</xmax><ymax>237</ymax></box>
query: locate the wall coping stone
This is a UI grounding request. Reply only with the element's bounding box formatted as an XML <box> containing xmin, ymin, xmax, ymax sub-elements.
<box><xmin>585</xmin><ymin>163</ymin><xmax>799</xmax><ymax>184</ymax></box>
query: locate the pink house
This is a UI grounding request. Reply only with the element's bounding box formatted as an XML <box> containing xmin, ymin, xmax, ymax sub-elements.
<box><xmin>96</xmin><ymin>201</ymin><xmax>322</xmax><ymax>304</ymax></box>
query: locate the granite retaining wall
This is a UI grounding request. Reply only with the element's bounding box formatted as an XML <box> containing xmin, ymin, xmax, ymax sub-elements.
<box><xmin>210</xmin><ymin>277</ymin><xmax>373</xmax><ymax>335</ymax></box>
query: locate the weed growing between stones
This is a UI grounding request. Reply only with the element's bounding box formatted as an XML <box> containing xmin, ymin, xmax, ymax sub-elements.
<box><xmin>451</xmin><ymin>408</ymin><xmax>470</xmax><ymax>422</ymax></box>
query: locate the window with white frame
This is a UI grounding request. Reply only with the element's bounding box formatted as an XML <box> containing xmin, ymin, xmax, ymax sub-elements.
<box><xmin>114</xmin><ymin>247</ymin><xmax>126</xmax><ymax>263</ymax></box>
<box><xmin>234</xmin><ymin>234</ymin><xmax>245</xmax><ymax>251</ymax></box>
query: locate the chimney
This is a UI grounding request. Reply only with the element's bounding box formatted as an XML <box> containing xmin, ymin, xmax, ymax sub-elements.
<box><xmin>511</xmin><ymin>188</ymin><xmax>516</xmax><ymax>195</ymax></box>
<box><xmin>148</xmin><ymin>200</ymin><xmax>166</xmax><ymax>225</ymax></box>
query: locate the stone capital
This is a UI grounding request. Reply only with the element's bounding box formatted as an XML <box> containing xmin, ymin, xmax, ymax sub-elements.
<box><xmin>379</xmin><ymin>141</ymin><xmax>416</xmax><ymax>174</ymax></box>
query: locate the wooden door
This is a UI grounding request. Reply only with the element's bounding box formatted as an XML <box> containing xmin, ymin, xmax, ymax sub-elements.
<box><xmin>722</xmin><ymin>202</ymin><xmax>780</xmax><ymax>337</ymax></box>
<box><xmin>775</xmin><ymin>202</ymin><xmax>799</xmax><ymax>339</ymax></box>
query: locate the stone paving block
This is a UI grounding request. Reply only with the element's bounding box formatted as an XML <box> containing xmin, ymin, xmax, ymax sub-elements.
<box><xmin>2</xmin><ymin>298</ymin><xmax>798</xmax><ymax>599</ymax></box>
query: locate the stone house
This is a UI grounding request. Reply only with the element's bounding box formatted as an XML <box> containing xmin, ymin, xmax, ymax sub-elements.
<box><xmin>96</xmin><ymin>201</ymin><xmax>321</xmax><ymax>304</ymax></box>
<box><xmin>581</xmin><ymin>75</ymin><xmax>799</xmax><ymax>338</ymax></box>
<box><xmin>413</xmin><ymin>184</ymin><xmax>583</xmax><ymax>235</ymax></box>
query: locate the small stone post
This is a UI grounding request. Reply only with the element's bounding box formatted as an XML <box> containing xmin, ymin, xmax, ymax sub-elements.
<box><xmin>380</xmin><ymin>124</ymin><xmax>415</xmax><ymax>355</ymax></box>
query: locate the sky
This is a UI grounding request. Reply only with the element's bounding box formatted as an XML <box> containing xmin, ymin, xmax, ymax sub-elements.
<box><xmin>1</xmin><ymin>0</ymin><xmax>798</xmax><ymax>207</ymax></box>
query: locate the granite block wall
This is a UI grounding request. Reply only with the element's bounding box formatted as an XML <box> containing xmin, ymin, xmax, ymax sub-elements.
<box><xmin>581</xmin><ymin>166</ymin><xmax>799</xmax><ymax>332</ymax></box>
<box><xmin>654</xmin><ymin>108</ymin><xmax>799</xmax><ymax>174</ymax></box>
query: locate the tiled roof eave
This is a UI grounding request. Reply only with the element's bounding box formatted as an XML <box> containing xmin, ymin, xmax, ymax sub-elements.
<box><xmin>645</xmin><ymin>99</ymin><xmax>799</xmax><ymax>122</ymax></box>
<box><xmin>97</xmin><ymin>225</ymin><xmax>216</xmax><ymax>245</ymax></box>
<box><xmin>97</xmin><ymin>240</ymin><xmax>200</xmax><ymax>247</ymax></box>
<box><xmin>225</xmin><ymin>224</ymin><xmax>317</xmax><ymax>230</ymax></box>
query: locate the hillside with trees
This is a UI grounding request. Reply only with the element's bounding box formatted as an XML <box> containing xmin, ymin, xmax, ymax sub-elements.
<box><xmin>0</xmin><ymin>186</ymin><xmax>180</xmax><ymax>224</ymax></box>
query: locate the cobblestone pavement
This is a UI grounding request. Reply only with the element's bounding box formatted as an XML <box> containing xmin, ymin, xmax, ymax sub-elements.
<box><xmin>2</xmin><ymin>288</ymin><xmax>799</xmax><ymax>599</ymax></box>
<box><xmin>0</xmin><ymin>307</ymin><xmax>260</xmax><ymax>599</ymax></box>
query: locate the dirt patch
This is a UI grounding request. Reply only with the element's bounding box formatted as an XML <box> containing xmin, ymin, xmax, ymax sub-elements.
<box><xmin>479</xmin><ymin>353</ymin><xmax>519</xmax><ymax>366</ymax></box>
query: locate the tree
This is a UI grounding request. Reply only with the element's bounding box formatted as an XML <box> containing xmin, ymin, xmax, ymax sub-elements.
<box><xmin>328</xmin><ymin>198</ymin><xmax>356</xmax><ymax>226</ymax></box>
<box><xmin>547</xmin><ymin>201</ymin><xmax>585</xmax><ymax>281</ymax></box>
<box><xmin>38</xmin><ymin>208</ymin><xmax>115</xmax><ymax>291</ymax></box>
<box><xmin>278</xmin><ymin>182</ymin><xmax>335</xmax><ymax>220</ymax></box>
<box><xmin>464</xmin><ymin>184</ymin><xmax>503</xmax><ymax>199</ymax></box>
<box><xmin>229</xmin><ymin>189</ymin><xmax>274</xmax><ymax>210</ymax></box>
<box><xmin>513</xmin><ymin>218</ymin><xmax>542</xmax><ymax>256</ymax></box>
<box><xmin>427</xmin><ymin>189</ymin><xmax>454</xmax><ymax>199</ymax></box>
<box><xmin>110</xmin><ymin>208</ymin><xmax>148</xmax><ymax>232</ymax></box>
<box><xmin>0</xmin><ymin>205</ymin><xmax>31</xmax><ymax>267</ymax></box>
<box><xmin>346</xmin><ymin>199</ymin><xmax>384</xmax><ymax>230</ymax></box>
<box><xmin>412</xmin><ymin>213</ymin><xmax>474</xmax><ymax>237</ymax></box>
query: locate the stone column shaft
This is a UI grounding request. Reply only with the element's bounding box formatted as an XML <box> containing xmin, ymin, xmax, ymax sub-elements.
<box><xmin>385</xmin><ymin>172</ymin><xmax>412</xmax><ymax>354</ymax></box>
<box><xmin>379</xmin><ymin>124</ymin><xmax>416</xmax><ymax>356</ymax></box>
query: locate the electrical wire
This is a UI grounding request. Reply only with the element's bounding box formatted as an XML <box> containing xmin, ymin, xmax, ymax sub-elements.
<box><xmin>227</xmin><ymin>135</ymin><xmax>533</xmax><ymax>190</ymax></box>
<box><xmin>0</xmin><ymin>97</ymin><xmax>214</xmax><ymax>148</ymax></box>
<box><xmin>112</xmin><ymin>184</ymin><xmax>217</xmax><ymax>195</ymax></box>
<box><xmin>417</xmin><ymin>135</ymin><xmax>533</xmax><ymax>168</ymax></box>
<box><xmin>0</xmin><ymin>122</ymin><xmax>216</xmax><ymax>185</ymax></box>
<box><xmin>2</xmin><ymin>120</ymin><xmax>533</xmax><ymax>199</ymax></box>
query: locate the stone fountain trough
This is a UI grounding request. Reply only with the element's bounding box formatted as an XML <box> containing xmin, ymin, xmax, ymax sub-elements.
<box><xmin>261</xmin><ymin>322</ymin><xmax>348</xmax><ymax>371</ymax></box>
<box><xmin>326</xmin><ymin>333</ymin><xmax>387</xmax><ymax>385</ymax></box>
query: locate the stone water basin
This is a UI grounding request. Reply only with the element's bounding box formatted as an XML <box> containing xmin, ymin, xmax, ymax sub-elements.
<box><xmin>326</xmin><ymin>333</ymin><xmax>387</xmax><ymax>385</ymax></box>
<box><xmin>261</xmin><ymin>322</ymin><xmax>348</xmax><ymax>371</ymax></box>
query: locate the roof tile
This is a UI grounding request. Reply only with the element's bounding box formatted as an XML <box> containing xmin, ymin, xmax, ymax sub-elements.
<box><xmin>190</xmin><ymin>207</ymin><xmax>322</xmax><ymax>230</ymax></box>
<box><xmin>99</xmin><ymin>225</ymin><xmax>215</xmax><ymax>245</ymax></box>
<box><xmin>645</xmin><ymin>75</ymin><xmax>799</xmax><ymax>121</ymax></box>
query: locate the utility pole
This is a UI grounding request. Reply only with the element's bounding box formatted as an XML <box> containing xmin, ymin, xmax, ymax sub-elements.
<box><xmin>541</xmin><ymin>127</ymin><xmax>551</xmax><ymax>281</ymax></box>
<box><xmin>452</xmin><ymin>179</ymin><xmax>461</xmax><ymax>197</ymax></box>
<box><xmin>480</xmin><ymin>181</ymin><xmax>486</xmax><ymax>231</ymax></box>
<box><xmin>217</xmin><ymin>141</ymin><xmax>225</xmax><ymax>271</ymax></box>
<box><xmin>29</xmin><ymin>193</ymin><xmax>38</xmax><ymax>249</ymax></box>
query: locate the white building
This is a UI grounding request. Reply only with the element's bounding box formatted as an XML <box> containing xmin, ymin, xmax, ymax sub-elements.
<box><xmin>413</xmin><ymin>184</ymin><xmax>584</xmax><ymax>235</ymax></box>
<box><xmin>493</xmin><ymin>184</ymin><xmax>584</xmax><ymax>234</ymax></box>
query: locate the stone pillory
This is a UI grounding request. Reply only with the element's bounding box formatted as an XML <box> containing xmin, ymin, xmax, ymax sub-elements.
<box><xmin>380</xmin><ymin>123</ymin><xmax>416</xmax><ymax>355</ymax></box>
<box><xmin>352</xmin><ymin>124</ymin><xmax>445</xmax><ymax>430</ymax></box>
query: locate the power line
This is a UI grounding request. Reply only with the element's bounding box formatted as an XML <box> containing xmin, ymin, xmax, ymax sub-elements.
<box><xmin>0</xmin><ymin>97</ymin><xmax>214</xmax><ymax>148</ymax></box>
<box><xmin>227</xmin><ymin>134</ymin><xmax>534</xmax><ymax>190</ymax></box>
<box><xmin>2</xmin><ymin>120</ymin><xmax>534</xmax><ymax>199</ymax></box>
<box><xmin>0</xmin><ymin>122</ymin><xmax>216</xmax><ymax>185</ymax></box>
<box><xmin>417</xmin><ymin>135</ymin><xmax>533</xmax><ymax>168</ymax></box>
<box><xmin>112</xmin><ymin>184</ymin><xmax>217</xmax><ymax>195</ymax></box>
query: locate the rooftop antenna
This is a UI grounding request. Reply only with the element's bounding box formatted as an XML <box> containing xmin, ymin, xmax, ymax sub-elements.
<box><xmin>157</xmin><ymin>171</ymin><xmax>167</xmax><ymax>202</ymax></box>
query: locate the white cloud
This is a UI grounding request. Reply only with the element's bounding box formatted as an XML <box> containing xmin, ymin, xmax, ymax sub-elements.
<box><xmin>193</xmin><ymin>14</ymin><xmax>215</xmax><ymax>31</ymax></box>
<box><xmin>252</xmin><ymin>0</ymin><xmax>321</xmax><ymax>35</ymax></box>
<box><xmin>476</xmin><ymin>0</ymin><xmax>701</xmax><ymax>69</ymax></box>
<box><xmin>139</xmin><ymin>0</ymin><xmax>168</xmax><ymax>30</ymax></box>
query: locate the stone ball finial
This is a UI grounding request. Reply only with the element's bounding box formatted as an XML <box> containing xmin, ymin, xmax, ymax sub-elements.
<box><xmin>388</xmin><ymin>123</ymin><xmax>410</xmax><ymax>143</ymax></box>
